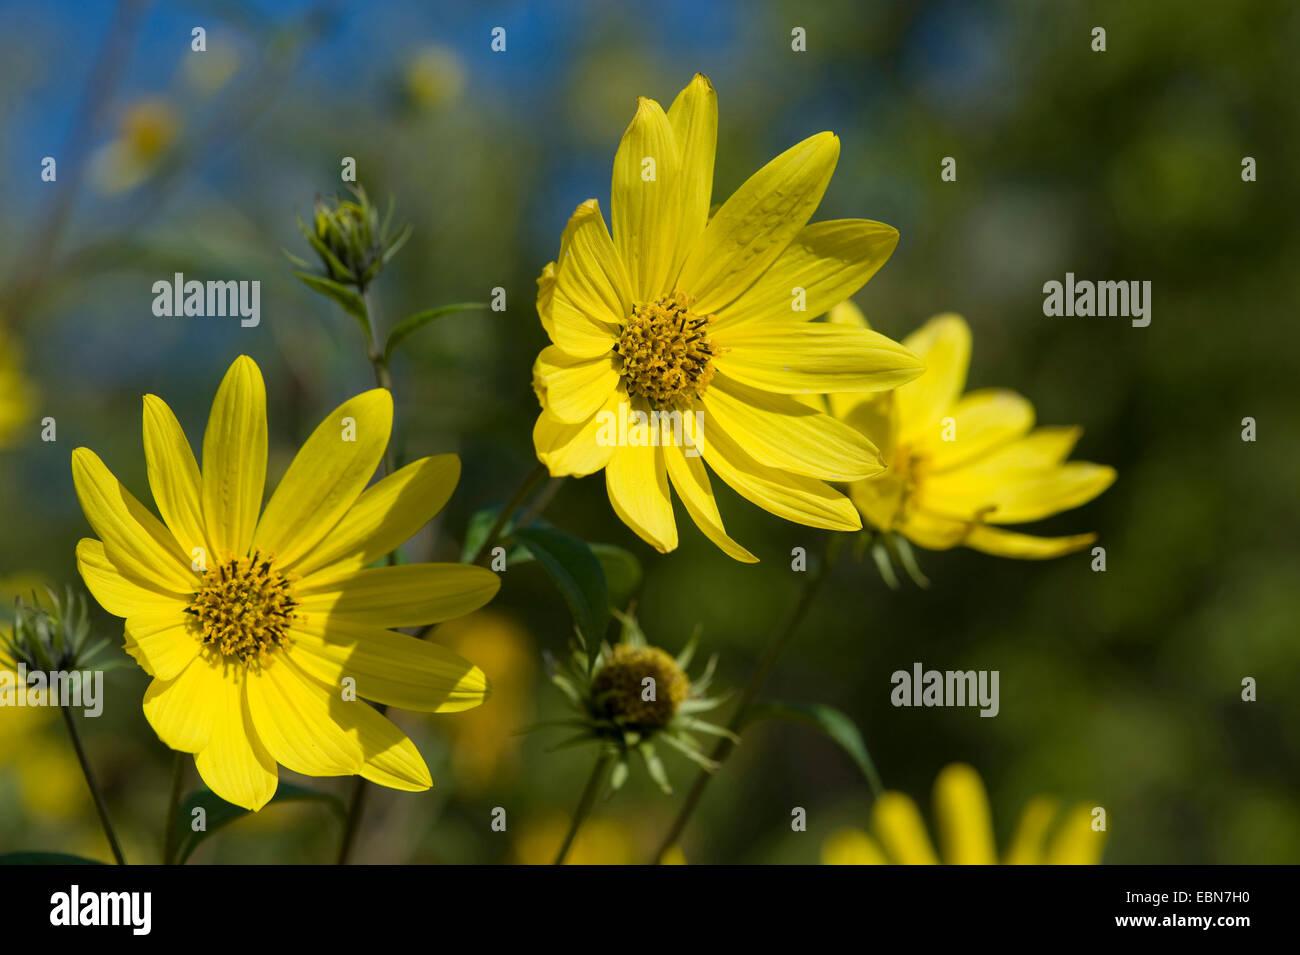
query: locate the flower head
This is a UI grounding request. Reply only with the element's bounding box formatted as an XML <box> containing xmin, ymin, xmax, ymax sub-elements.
<box><xmin>822</xmin><ymin>763</ymin><xmax>1106</xmax><ymax>865</ymax></box>
<box><xmin>301</xmin><ymin>185</ymin><xmax>411</xmax><ymax>292</ymax></box>
<box><xmin>532</xmin><ymin>74</ymin><xmax>923</xmax><ymax>562</ymax></box>
<box><xmin>828</xmin><ymin>304</ymin><xmax>1115</xmax><ymax>562</ymax></box>
<box><xmin>1</xmin><ymin>586</ymin><xmax>112</xmax><ymax>676</ymax></box>
<box><xmin>538</xmin><ymin>611</ymin><xmax>730</xmax><ymax>794</ymax></box>
<box><xmin>71</xmin><ymin>356</ymin><xmax>499</xmax><ymax>810</ymax></box>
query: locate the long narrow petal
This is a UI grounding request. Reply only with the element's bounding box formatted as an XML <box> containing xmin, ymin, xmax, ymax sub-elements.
<box><xmin>124</xmin><ymin>608</ymin><xmax>200</xmax><ymax>681</ymax></box>
<box><xmin>699</xmin><ymin>419</ymin><xmax>860</xmax><ymax>531</ymax></box>
<box><xmin>289</xmin><ymin>454</ymin><xmax>460</xmax><ymax>582</ymax></box>
<box><xmin>932</xmin><ymin>763</ymin><xmax>998</xmax><ymax>865</ymax></box>
<box><xmin>821</xmin><ymin>827</ymin><xmax>888</xmax><ymax>865</ymax></box>
<box><xmin>142</xmin><ymin>395</ymin><xmax>210</xmax><ymax>558</ymax></box>
<box><xmin>532</xmin><ymin>390</ymin><xmax>622</xmax><ymax>478</ymax></box>
<box><xmin>245</xmin><ymin>658</ymin><xmax>363</xmax><ymax>777</ymax></box>
<box><xmin>612</xmin><ymin>97</ymin><xmax>681</xmax><ymax>300</ymax></box>
<box><xmin>1003</xmin><ymin>796</ymin><xmax>1059</xmax><ymax>865</ymax></box>
<box><xmin>76</xmin><ymin>538</ymin><xmax>191</xmax><ymax>618</ymax></box>
<box><xmin>662</xmin><ymin>440</ymin><xmax>756</xmax><ymax>562</ymax></box>
<box><xmin>550</xmin><ymin>199</ymin><xmax>629</xmax><ymax>356</ymax></box>
<box><xmin>964</xmin><ymin>525</ymin><xmax>1097</xmax><ymax>559</ymax></box>
<box><xmin>714</xmin><ymin>321</ymin><xmax>924</xmax><ymax>395</ymax></box>
<box><xmin>871</xmin><ymin>792</ymin><xmax>940</xmax><ymax>864</ymax></box>
<box><xmin>1044</xmin><ymin>804</ymin><xmax>1107</xmax><ymax>864</ymax></box>
<box><xmin>194</xmin><ymin>668</ymin><xmax>278</xmax><ymax>810</ymax></box>
<box><xmin>288</xmin><ymin>617</ymin><xmax>488</xmax><ymax>712</ymax></box>
<box><xmin>702</xmin><ymin>375</ymin><xmax>883</xmax><ymax>480</ymax></box>
<box><xmin>141</xmin><ymin>655</ymin><xmax>227</xmax><ymax>753</ymax></box>
<box><xmin>532</xmin><ymin>346</ymin><xmax>621</xmax><ymax>423</ymax></box>
<box><xmin>920</xmin><ymin>462</ymin><xmax>1116</xmax><ymax>525</ymax></box>
<box><xmin>678</xmin><ymin>132</ymin><xmax>839</xmax><ymax>316</ymax></box>
<box><xmin>295</xmin><ymin>563</ymin><xmax>501</xmax><ymax>628</ymax></box>
<box><xmin>896</xmin><ymin>314</ymin><xmax>971</xmax><ymax>443</ymax></box>
<box><xmin>605</xmin><ymin>436</ymin><xmax>677</xmax><ymax>554</ymax></box>
<box><xmin>71</xmin><ymin>448</ymin><xmax>197</xmax><ymax>593</ymax></box>
<box><xmin>253</xmin><ymin>389</ymin><xmax>392</xmax><ymax>566</ymax></box>
<box><xmin>921</xmin><ymin>389</ymin><xmax>1034</xmax><ymax>471</ymax></box>
<box><xmin>666</xmin><ymin>73</ymin><xmax>717</xmax><ymax>276</ymax></box>
<box><xmin>201</xmin><ymin>356</ymin><xmax>267</xmax><ymax>559</ymax></box>
<box><xmin>714</xmin><ymin>220</ymin><xmax>899</xmax><ymax>329</ymax></box>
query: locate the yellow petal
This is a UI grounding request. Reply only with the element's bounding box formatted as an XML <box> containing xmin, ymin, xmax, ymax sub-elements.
<box><xmin>536</xmin><ymin>261</ymin><xmax>557</xmax><ymax>338</ymax></box>
<box><xmin>932</xmin><ymin>763</ymin><xmax>998</xmax><ymax>864</ymax></box>
<box><xmin>896</xmin><ymin>314</ymin><xmax>971</xmax><ymax>443</ymax></box>
<box><xmin>612</xmin><ymin>96</ymin><xmax>681</xmax><ymax>300</ymax></box>
<box><xmin>142</xmin><ymin>394</ymin><xmax>209</xmax><ymax>557</ymax></box>
<box><xmin>605</xmin><ymin>438</ymin><xmax>677</xmax><ymax>554</ymax></box>
<box><xmin>698</xmin><ymin>419</ymin><xmax>861</xmax><ymax>531</ymax></box>
<box><xmin>141</xmin><ymin>654</ymin><xmax>227</xmax><ymax>752</ymax></box>
<box><xmin>922</xmin><ymin>389</ymin><xmax>1034</xmax><ymax>472</ymax></box>
<box><xmin>295</xmin><ymin>563</ymin><xmax>501</xmax><ymax>628</ymax></box>
<box><xmin>715</xmin><ymin>220</ymin><xmax>899</xmax><ymax>329</ymax></box>
<box><xmin>822</xmin><ymin>827</ymin><xmax>888</xmax><ymax>865</ymax></box>
<box><xmin>919</xmin><ymin>462</ymin><xmax>1116</xmax><ymax>525</ymax></box>
<box><xmin>532</xmin><ymin>345</ymin><xmax>620</xmax><ymax>423</ymax></box>
<box><xmin>897</xmin><ymin>508</ymin><xmax>973</xmax><ymax>550</ymax></box>
<box><xmin>201</xmin><ymin>356</ymin><xmax>267</xmax><ymax>559</ymax></box>
<box><xmin>124</xmin><ymin>608</ymin><xmax>200</xmax><ymax>680</ymax></box>
<box><xmin>871</xmin><ymin>792</ymin><xmax>940</xmax><ymax>864</ymax></box>
<box><xmin>245</xmin><ymin>658</ymin><xmax>363</xmax><ymax>777</ymax></box>
<box><xmin>288</xmin><ymin>617</ymin><xmax>488</xmax><ymax>712</ymax></box>
<box><xmin>678</xmin><ymin>132</ymin><xmax>839</xmax><ymax>315</ymax></box>
<box><xmin>666</xmin><ymin>73</ymin><xmax>717</xmax><ymax>276</ymax></box>
<box><xmin>963</xmin><ymin>426</ymin><xmax>1083</xmax><ymax>471</ymax></box>
<box><xmin>76</xmin><ymin>538</ymin><xmax>190</xmax><ymax>618</ymax></box>
<box><xmin>253</xmin><ymin>389</ymin><xmax>392</xmax><ymax>566</ymax></box>
<box><xmin>71</xmin><ymin>448</ymin><xmax>197</xmax><ymax>594</ymax></box>
<box><xmin>1003</xmin><ymin>796</ymin><xmax>1059</xmax><ymax>865</ymax></box>
<box><xmin>289</xmin><ymin>454</ymin><xmax>461</xmax><ymax>582</ymax></box>
<box><xmin>714</xmin><ymin>320</ymin><xmax>923</xmax><ymax>395</ymax></box>
<box><xmin>1044</xmin><ymin>804</ymin><xmax>1106</xmax><ymax>864</ymax></box>
<box><xmin>965</xmin><ymin>526</ymin><xmax>1097</xmax><ymax>560</ymax></box>
<box><xmin>702</xmin><ymin>374</ymin><xmax>883</xmax><ymax>481</ymax></box>
<box><xmin>532</xmin><ymin>391</ymin><xmax>621</xmax><ymax>478</ymax></box>
<box><xmin>550</xmin><ymin>199</ymin><xmax>629</xmax><ymax>357</ymax></box>
<box><xmin>662</xmin><ymin>439</ymin><xmax>756</xmax><ymax>562</ymax></box>
<box><xmin>193</xmin><ymin>667</ymin><xmax>278</xmax><ymax>810</ymax></box>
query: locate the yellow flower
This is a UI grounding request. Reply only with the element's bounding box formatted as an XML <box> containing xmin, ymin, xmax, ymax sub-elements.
<box><xmin>829</xmin><ymin>304</ymin><xmax>1115</xmax><ymax>558</ymax></box>
<box><xmin>513</xmin><ymin>814</ymin><xmax>636</xmax><ymax>865</ymax></box>
<box><xmin>531</xmin><ymin>74</ymin><xmax>923</xmax><ymax>561</ymax></box>
<box><xmin>89</xmin><ymin>99</ymin><xmax>180</xmax><ymax>194</ymax></box>
<box><xmin>70</xmin><ymin>356</ymin><xmax>499</xmax><ymax>810</ymax></box>
<box><xmin>0</xmin><ymin>329</ymin><xmax>37</xmax><ymax>448</ymax></box>
<box><xmin>822</xmin><ymin>763</ymin><xmax>1106</xmax><ymax>865</ymax></box>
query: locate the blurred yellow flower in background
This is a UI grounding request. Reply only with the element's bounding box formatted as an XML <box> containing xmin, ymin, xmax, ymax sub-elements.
<box><xmin>513</xmin><ymin>814</ymin><xmax>637</xmax><ymax>865</ymax></box>
<box><xmin>829</xmin><ymin>304</ymin><xmax>1115</xmax><ymax>559</ymax></box>
<box><xmin>0</xmin><ymin>689</ymin><xmax>84</xmax><ymax>823</ymax></box>
<box><xmin>0</xmin><ymin>330</ymin><xmax>37</xmax><ymax>448</ymax></box>
<box><xmin>433</xmin><ymin>610</ymin><xmax>535</xmax><ymax>792</ymax></box>
<box><xmin>532</xmin><ymin>73</ymin><xmax>922</xmax><ymax>561</ymax></box>
<box><xmin>89</xmin><ymin>99</ymin><xmax>180</xmax><ymax>194</ymax></box>
<box><xmin>404</xmin><ymin>45</ymin><xmax>465</xmax><ymax>110</ymax></box>
<box><xmin>71</xmin><ymin>355</ymin><xmax>498</xmax><ymax>809</ymax></box>
<box><xmin>822</xmin><ymin>763</ymin><xmax>1106</xmax><ymax>865</ymax></box>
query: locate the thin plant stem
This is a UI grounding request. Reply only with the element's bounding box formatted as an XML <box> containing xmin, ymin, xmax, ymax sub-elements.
<box><xmin>60</xmin><ymin>704</ymin><xmax>126</xmax><ymax>865</ymax></box>
<box><xmin>163</xmin><ymin>752</ymin><xmax>185</xmax><ymax>865</ymax></box>
<box><xmin>336</xmin><ymin>774</ymin><xmax>371</xmax><ymax>865</ymax></box>
<box><xmin>470</xmin><ymin>462</ymin><xmax>549</xmax><ymax>566</ymax></box>
<box><xmin>651</xmin><ymin>533</ymin><xmax>843</xmax><ymax>862</ymax></box>
<box><xmin>553</xmin><ymin>750</ymin><xmax>613</xmax><ymax>865</ymax></box>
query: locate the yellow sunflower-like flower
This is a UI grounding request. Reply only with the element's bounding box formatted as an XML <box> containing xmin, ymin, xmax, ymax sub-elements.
<box><xmin>0</xmin><ymin>328</ymin><xmax>37</xmax><ymax>448</ymax></box>
<box><xmin>531</xmin><ymin>74</ymin><xmax>924</xmax><ymax>561</ymax></box>
<box><xmin>828</xmin><ymin>303</ymin><xmax>1115</xmax><ymax>559</ymax></box>
<box><xmin>822</xmin><ymin>763</ymin><xmax>1106</xmax><ymax>865</ymax></box>
<box><xmin>70</xmin><ymin>356</ymin><xmax>499</xmax><ymax>810</ymax></box>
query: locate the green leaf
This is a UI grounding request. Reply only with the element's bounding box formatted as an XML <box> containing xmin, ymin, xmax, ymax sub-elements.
<box><xmin>171</xmin><ymin>783</ymin><xmax>346</xmax><ymax>864</ymax></box>
<box><xmin>512</xmin><ymin>525</ymin><xmax>610</xmax><ymax>666</ymax></box>
<box><xmin>0</xmin><ymin>852</ymin><xmax>106</xmax><ymax>865</ymax></box>
<box><xmin>744</xmin><ymin>702</ymin><xmax>884</xmax><ymax>797</ymax></box>
<box><xmin>589</xmin><ymin>544</ymin><xmax>642</xmax><ymax>609</ymax></box>
<box><xmin>383</xmin><ymin>302</ymin><xmax>488</xmax><ymax>361</ymax></box>
<box><xmin>292</xmin><ymin>271</ymin><xmax>371</xmax><ymax>339</ymax></box>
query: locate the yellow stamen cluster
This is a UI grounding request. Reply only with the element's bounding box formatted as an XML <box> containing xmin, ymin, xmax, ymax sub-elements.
<box><xmin>186</xmin><ymin>552</ymin><xmax>297</xmax><ymax>665</ymax></box>
<box><xmin>615</xmin><ymin>292</ymin><xmax>716</xmax><ymax>406</ymax></box>
<box><xmin>592</xmin><ymin>644</ymin><xmax>690</xmax><ymax>727</ymax></box>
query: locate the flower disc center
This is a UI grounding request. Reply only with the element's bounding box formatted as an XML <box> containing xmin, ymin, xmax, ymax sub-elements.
<box><xmin>592</xmin><ymin>644</ymin><xmax>689</xmax><ymax>727</ymax></box>
<box><xmin>614</xmin><ymin>292</ymin><xmax>716</xmax><ymax>406</ymax></box>
<box><xmin>187</xmin><ymin>551</ymin><xmax>297</xmax><ymax>665</ymax></box>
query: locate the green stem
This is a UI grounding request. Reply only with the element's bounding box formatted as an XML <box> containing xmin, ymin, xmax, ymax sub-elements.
<box><xmin>553</xmin><ymin>751</ymin><xmax>613</xmax><ymax>865</ymax></box>
<box><xmin>651</xmin><ymin>533</ymin><xmax>843</xmax><ymax>862</ymax></box>
<box><xmin>336</xmin><ymin>773</ymin><xmax>371</xmax><ymax>865</ymax></box>
<box><xmin>60</xmin><ymin>704</ymin><xmax>126</xmax><ymax>865</ymax></box>
<box><xmin>163</xmin><ymin>752</ymin><xmax>185</xmax><ymax>865</ymax></box>
<box><xmin>469</xmin><ymin>462</ymin><xmax>548</xmax><ymax>566</ymax></box>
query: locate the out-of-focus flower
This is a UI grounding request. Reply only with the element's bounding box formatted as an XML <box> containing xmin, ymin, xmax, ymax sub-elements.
<box><xmin>88</xmin><ymin>99</ymin><xmax>180</xmax><ymax>194</ymax></box>
<box><xmin>403</xmin><ymin>45</ymin><xmax>465</xmax><ymax>110</ymax></box>
<box><xmin>513</xmin><ymin>814</ymin><xmax>637</xmax><ymax>865</ymax></box>
<box><xmin>0</xmin><ymin>329</ymin><xmax>37</xmax><ymax>448</ymax></box>
<box><xmin>70</xmin><ymin>355</ymin><xmax>498</xmax><ymax>810</ymax></box>
<box><xmin>535</xmin><ymin>610</ymin><xmax>730</xmax><ymax>794</ymax></box>
<box><xmin>433</xmin><ymin>610</ymin><xmax>535</xmax><ymax>792</ymax></box>
<box><xmin>821</xmin><ymin>763</ymin><xmax>1106</xmax><ymax>865</ymax></box>
<box><xmin>0</xmin><ymin>683</ymin><xmax>83</xmax><ymax>822</ymax></box>
<box><xmin>531</xmin><ymin>73</ymin><xmax>922</xmax><ymax>561</ymax></box>
<box><xmin>181</xmin><ymin>36</ymin><xmax>240</xmax><ymax>96</ymax></box>
<box><xmin>828</xmin><ymin>304</ymin><xmax>1115</xmax><ymax>563</ymax></box>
